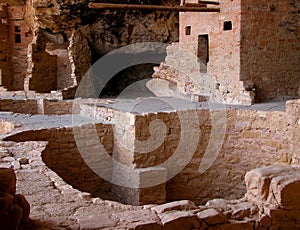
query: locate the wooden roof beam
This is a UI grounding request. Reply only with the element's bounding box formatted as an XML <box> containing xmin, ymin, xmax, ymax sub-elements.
<box><xmin>198</xmin><ymin>1</ymin><xmax>220</xmax><ymax>5</ymax></box>
<box><xmin>88</xmin><ymin>3</ymin><xmax>220</xmax><ymax>12</ymax></box>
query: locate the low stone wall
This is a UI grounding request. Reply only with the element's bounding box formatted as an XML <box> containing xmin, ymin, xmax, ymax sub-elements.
<box><xmin>78</xmin><ymin>166</ymin><xmax>300</xmax><ymax>229</ymax></box>
<box><xmin>0</xmin><ymin>99</ymin><xmax>38</xmax><ymax>114</ymax></box>
<box><xmin>127</xmin><ymin>108</ymin><xmax>290</xmax><ymax>204</ymax></box>
<box><xmin>43</xmin><ymin>100</ymin><xmax>74</xmax><ymax>115</ymax></box>
<box><xmin>4</xmin><ymin>123</ymin><xmax>115</xmax><ymax>199</ymax></box>
<box><xmin>0</xmin><ymin>98</ymin><xmax>76</xmax><ymax>115</ymax></box>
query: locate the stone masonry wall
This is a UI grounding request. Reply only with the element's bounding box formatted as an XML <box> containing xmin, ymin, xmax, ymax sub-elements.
<box><xmin>0</xmin><ymin>98</ymin><xmax>76</xmax><ymax>115</ymax></box>
<box><xmin>160</xmin><ymin>0</ymin><xmax>299</xmax><ymax>104</ymax></box>
<box><xmin>26</xmin><ymin>30</ymin><xmax>57</xmax><ymax>93</ymax></box>
<box><xmin>4</xmin><ymin>123</ymin><xmax>115</xmax><ymax>200</ymax></box>
<box><xmin>0</xmin><ymin>99</ymin><xmax>38</xmax><ymax>114</ymax></box>
<box><xmin>176</xmin><ymin>0</ymin><xmax>254</xmax><ymax>105</ymax></box>
<box><xmin>128</xmin><ymin>108</ymin><xmax>290</xmax><ymax>204</ymax></box>
<box><xmin>80</xmin><ymin>100</ymin><xmax>299</xmax><ymax>205</ymax></box>
<box><xmin>68</xmin><ymin>29</ymin><xmax>91</xmax><ymax>86</ymax></box>
<box><xmin>7</xmin><ymin>6</ymin><xmax>33</xmax><ymax>90</ymax></box>
<box><xmin>42</xmin><ymin>99</ymin><xmax>74</xmax><ymax>115</ymax></box>
<box><xmin>240</xmin><ymin>0</ymin><xmax>300</xmax><ymax>101</ymax></box>
<box><xmin>28</xmin><ymin>46</ymin><xmax>57</xmax><ymax>93</ymax></box>
<box><xmin>287</xmin><ymin>99</ymin><xmax>300</xmax><ymax>164</ymax></box>
<box><xmin>0</xmin><ymin>4</ymin><xmax>13</xmax><ymax>89</ymax></box>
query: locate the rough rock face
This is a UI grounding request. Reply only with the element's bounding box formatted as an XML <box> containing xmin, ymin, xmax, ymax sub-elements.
<box><xmin>0</xmin><ymin>168</ymin><xmax>31</xmax><ymax>229</ymax></box>
<box><xmin>24</xmin><ymin>0</ymin><xmax>179</xmax><ymax>48</ymax></box>
<box><xmin>19</xmin><ymin>0</ymin><xmax>179</xmax><ymax>95</ymax></box>
<box><xmin>245</xmin><ymin>166</ymin><xmax>300</xmax><ymax>209</ymax></box>
<box><xmin>24</xmin><ymin>0</ymin><xmax>178</xmax><ymax>31</ymax></box>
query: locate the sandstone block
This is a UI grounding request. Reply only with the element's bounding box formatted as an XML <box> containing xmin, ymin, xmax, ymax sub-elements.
<box><xmin>0</xmin><ymin>148</ymin><xmax>11</xmax><ymax>158</ymax></box>
<box><xmin>12</xmin><ymin>161</ymin><xmax>21</xmax><ymax>170</ymax></box>
<box><xmin>113</xmin><ymin>210</ymin><xmax>161</xmax><ymax>230</ymax></box>
<box><xmin>209</xmin><ymin>220</ymin><xmax>254</xmax><ymax>230</ymax></box>
<box><xmin>264</xmin><ymin>207</ymin><xmax>300</xmax><ymax>224</ymax></box>
<box><xmin>245</xmin><ymin>166</ymin><xmax>292</xmax><ymax>202</ymax></box>
<box><xmin>152</xmin><ymin>200</ymin><xmax>198</xmax><ymax>214</ymax></box>
<box><xmin>269</xmin><ymin>174</ymin><xmax>300</xmax><ymax>209</ymax></box>
<box><xmin>230</xmin><ymin>202</ymin><xmax>258</xmax><ymax>220</ymax></box>
<box><xmin>197</xmin><ymin>208</ymin><xmax>227</xmax><ymax>225</ymax></box>
<box><xmin>78</xmin><ymin>214</ymin><xmax>118</xmax><ymax>230</ymax></box>
<box><xmin>1</xmin><ymin>156</ymin><xmax>15</xmax><ymax>162</ymax></box>
<box><xmin>206</xmin><ymin>199</ymin><xmax>234</xmax><ymax>213</ymax></box>
<box><xmin>159</xmin><ymin>211</ymin><xmax>200</xmax><ymax>230</ymax></box>
<box><xmin>245</xmin><ymin>166</ymin><xmax>300</xmax><ymax>209</ymax></box>
<box><xmin>0</xmin><ymin>168</ymin><xmax>16</xmax><ymax>194</ymax></box>
<box><xmin>0</xmin><ymin>163</ymin><xmax>11</xmax><ymax>168</ymax></box>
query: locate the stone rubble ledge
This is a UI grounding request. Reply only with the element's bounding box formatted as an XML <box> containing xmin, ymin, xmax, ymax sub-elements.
<box><xmin>77</xmin><ymin>166</ymin><xmax>300</xmax><ymax>230</ymax></box>
<box><xmin>245</xmin><ymin>165</ymin><xmax>300</xmax><ymax>209</ymax></box>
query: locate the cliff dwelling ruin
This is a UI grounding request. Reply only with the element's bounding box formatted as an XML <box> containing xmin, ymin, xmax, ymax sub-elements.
<box><xmin>0</xmin><ymin>0</ymin><xmax>299</xmax><ymax>229</ymax></box>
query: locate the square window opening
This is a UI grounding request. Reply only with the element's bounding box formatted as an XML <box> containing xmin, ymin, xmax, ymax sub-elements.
<box><xmin>224</xmin><ymin>21</ymin><xmax>232</xmax><ymax>31</ymax></box>
<box><xmin>14</xmin><ymin>26</ymin><xmax>21</xmax><ymax>33</ymax></box>
<box><xmin>185</xmin><ymin>26</ymin><xmax>191</xmax><ymax>35</ymax></box>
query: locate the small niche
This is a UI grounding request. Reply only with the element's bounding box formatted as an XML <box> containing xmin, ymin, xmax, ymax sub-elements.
<box><xmin>14</xmin><ymin>26</ymin><xmax>21</xmax><ymax>33</ymax></box>
<box><xmin>223</xmin><ymin>21</ymin><xmax>232</xmax><ymax>31</ymax></box>
<box><xmin>185</xmin><ymin>26</ymin><xmax>191</xmax><ymax>35</ymax></box>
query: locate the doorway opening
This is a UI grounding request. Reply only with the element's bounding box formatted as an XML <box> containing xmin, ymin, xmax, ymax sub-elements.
<box><xmin>197</xmin><ymin>34</ymin><xmax>209</xmax><ymax>73</ymax></box>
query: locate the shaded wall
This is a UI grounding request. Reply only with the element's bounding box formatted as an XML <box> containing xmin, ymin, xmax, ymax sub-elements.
<box><xmin>4</xmin><ymin>124</ymin><xmax>115</xmax><ymax>200</ymax></box>
<box><xmin>0</xmin><ymin>4</ymin><xmax>13</xmax><ymax>89</ymax></box>
<box><xmin>7</xmin><ymin>5</ymin><xmax>33</xmax><ymax>90</ymax></box>
<box><xmin>240</xmin><ymin>0</ymin><xmax>300</xmax><ymax>101</ymax></box>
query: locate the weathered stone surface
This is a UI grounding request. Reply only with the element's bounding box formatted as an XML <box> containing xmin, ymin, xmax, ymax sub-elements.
<box><xmin>197</xmin><ymin>208</ymin><xmax>227</xmax><ymax>225</ymax></box>
<box><xmin>113</xmin><ymin>209</ymin><xmax>162</xmax><ymax>229</ymax></box>
<box><xmin>206</xmin><ymin>198</ymin><xmax>258</xmax><ymax>221</ymax></box>
<box><xmin>0</xmin><ymin>168</ymin><xmax>16</xmax><ymax>194</ymax></box>
<box><xmin>210</xmin><ymin>220</ymin><xmax>254</xmax><ymax>230</ymax></box>
<box><xmin>152</xmin><ymin>200</ymin><xmax>198</xmax><ymax>214</ymax></box>
<box><xmin>0</xmin><ymin>147</ymin><xmax>12</xmax><ymax>158</ymax></box>
<box><xmin>1</xmin><ymin>156</ymin><xmax>15</xmax><ymax>162</ymax></box>
<box><xmin>245</xmin><ymin>166</ymin><xmax>300</xmax><ymax>208</ymax></box>
<box><xmin>264</xmin><ymin>207</ymin><xmax>300</xmax><ymax>224</ymax></box>
<box><xmin>78</xmin><ymin>214</ymin><xmax>118</xmax><ymax>230</ymax></box>
<box><xmin>159</xmin><ymin>211</ymin><xmax>200</xmax><ymax>230</ymax></box>
<box><xmin>269</xmin><ymin>174</ymin><xmax>300</xmax><ymax>209</ymax></box>
<box><xmin>230</xmin><ymin>202</ymin><xmax>258</xmax><ymax>220</ymax></box>
<box><xmin>206</xmin><ymin>199</ymin><xmax>233</xmax><ymax>213</ymax></box>
<box><xmin>12</xmin><ymin>160</ymin><xmax>21</xmax><ymax>170</ymax></box>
